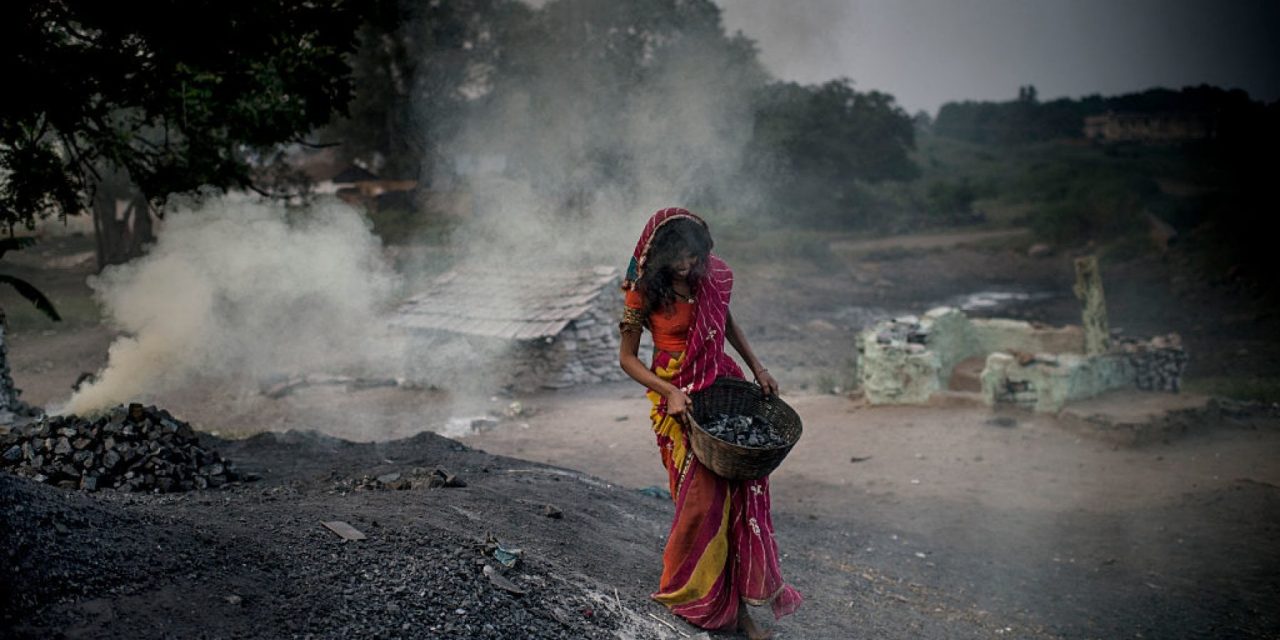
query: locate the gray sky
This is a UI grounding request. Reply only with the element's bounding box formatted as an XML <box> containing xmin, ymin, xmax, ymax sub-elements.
<box><xmin>717</xmin><ymin>0</ymin><xmax>1280</xmax><ymax>115</ymax></box>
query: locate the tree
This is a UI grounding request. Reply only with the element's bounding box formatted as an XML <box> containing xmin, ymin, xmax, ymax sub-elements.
<box><xmin>0</xmin><ymin>237</ymin><xmax>60</xmax><ymax>419</ymax></box>
<box><xmin>325</xmin><ymin>0</ymin><xmax>526</xmax><ymax>182</ymax></box>
<box><xmin>1</xmin><ymin>0</ymin><xmax>363</xmax><ymax>267</ymax></box>
<box><xmin>748</xmin><ymin>79</ymin><xmax>919</xmax><ymax>226</ymax></box>
<box><xmin>459</xmin><ymin>0</ymin><xmax>770</xmax><ymax>214</ymax></box>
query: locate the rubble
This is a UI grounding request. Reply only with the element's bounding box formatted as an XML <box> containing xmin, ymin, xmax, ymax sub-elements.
<box><xmin>0</xmin><ymin>403</ymin><xmax>247</xmax><ymax>492</ymax></box>
<box><xmin>333</xmin><ymin>466</ymin><xmax>465</xmax><ymax>492</ymax></box>
<box><xmin>857</xmin><ymin>307</ymin><xmax>1189</xmax><ymax>412</ymax></box>
<box><xmin>1117</xmin><ymin>333</ymin><xmax>1189</xmax><ymax>392</ymax></box>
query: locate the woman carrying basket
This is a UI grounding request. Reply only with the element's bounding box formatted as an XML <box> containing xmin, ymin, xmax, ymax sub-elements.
<box><xmin>618</xmin><ymin>208</ymin><xmax>802</xmax><ymax>639</ymax></box>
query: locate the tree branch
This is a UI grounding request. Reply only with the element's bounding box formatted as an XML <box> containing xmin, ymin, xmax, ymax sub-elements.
<box><xmin>292</xmin><ymin>137</ymin><xmax>343</xmax><ymax>149</ymax></box>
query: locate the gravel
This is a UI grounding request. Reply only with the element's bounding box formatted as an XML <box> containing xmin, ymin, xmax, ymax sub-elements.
<box><xmin>1</xmin><ymin>427</ymin><xmax>673</xmax><ymax>639</ymax></box>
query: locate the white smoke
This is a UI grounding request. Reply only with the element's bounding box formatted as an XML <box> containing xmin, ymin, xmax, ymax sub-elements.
<box><xmin>63</xmin><ymin>198</ymin><xmax>401</xmax><ymax>415</ymax></box>
<box><xmin>434</xmin><ymin>2</ymin><xmax>771</xmax><ymax>265</ymax></box>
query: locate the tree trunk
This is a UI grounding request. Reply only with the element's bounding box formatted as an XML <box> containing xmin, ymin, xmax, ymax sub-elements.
<box><xmin>92</xmin><ymin>180</ymin><xmax>155</xmax><ymax>271</ymax></box>
<box><xmin>0</xmin><ymin>307</ymin><xmax>19</xmax><ymax>420</ymax></box>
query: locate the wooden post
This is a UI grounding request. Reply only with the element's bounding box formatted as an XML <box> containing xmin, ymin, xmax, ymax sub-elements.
<box><xmin>1073</xmin><ymin>255</ymin><xmax>1110</xmax><ymax>355</ymax></box>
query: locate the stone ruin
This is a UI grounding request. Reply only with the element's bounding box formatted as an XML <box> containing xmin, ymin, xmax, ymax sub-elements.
<box><xmin>856</xmin><ymin>255</ymin><xmax>1187</xmax><ymax>413</ymax></box>
<box><xmin>856</xmin><ymin>308</ymin><xmax>1188</xmax><ymax>412</ymax></box>
<box><xmin>1</xmin><ymin>403</ymin><xmax>247</xmax><ymax>492</ymax></box>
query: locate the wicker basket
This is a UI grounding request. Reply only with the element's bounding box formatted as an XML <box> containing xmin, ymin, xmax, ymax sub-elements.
<box><xmin>684</xmin><ymin>377</ymin><xmax>803</xmax><ymax>481</ymax></box>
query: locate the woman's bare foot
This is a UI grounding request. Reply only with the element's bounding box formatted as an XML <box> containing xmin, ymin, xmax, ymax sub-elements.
<box><xmin>737</xmin><ymin>603</ymin><xmax>773</xmax><ymax>640</ymax></box>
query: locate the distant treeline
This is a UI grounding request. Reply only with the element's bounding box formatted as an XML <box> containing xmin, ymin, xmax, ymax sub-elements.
<box><xmin>933</xmin><ymin>85</ymin><xmax>1277</xmax><ymax>145</ymax></box>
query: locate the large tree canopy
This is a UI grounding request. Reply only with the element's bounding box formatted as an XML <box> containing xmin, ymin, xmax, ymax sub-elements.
<box><xmin>326</xmin><ymin>0</ymin><xmax>526</xmax><ymax>181</ymax></box>
<box><xmin>0</xmin><ymin>0</ymin><xmax>362</xmax><ymax>231</ymax></box>
<box><xmin>746</xmin><ymin>79</ymin><xmax>919</xmax><ymax>226</ymax></box>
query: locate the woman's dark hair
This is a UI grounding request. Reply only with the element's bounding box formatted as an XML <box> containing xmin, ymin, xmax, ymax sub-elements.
<box><xmin>637</xmin><ymin>218</ymin><xmax>714</xmax><ymax>315</ymax></box>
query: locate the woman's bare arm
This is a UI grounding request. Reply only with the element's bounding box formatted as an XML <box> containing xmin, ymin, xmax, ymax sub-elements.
<box><xmin>619</xmin><ymin>329</ymin><xmax>693</xmax><ymax>416</ymax></box>
<box><xmin>726</xmin><ymin>310</ymin><xmax>779</xmax><ymax>395</ymax></box>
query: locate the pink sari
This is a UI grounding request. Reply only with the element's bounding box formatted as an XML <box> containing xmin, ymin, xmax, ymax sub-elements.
<box><xmin>625</xmin><ymin>208</ymin><xmax>802</xmax><ymax>629</ymax></box>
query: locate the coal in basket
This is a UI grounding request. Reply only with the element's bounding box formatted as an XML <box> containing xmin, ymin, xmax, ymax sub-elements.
<box><xmin>684</xmin><ymin>377</ymin><xmax>803</xmax><ymax>481</ymax></box>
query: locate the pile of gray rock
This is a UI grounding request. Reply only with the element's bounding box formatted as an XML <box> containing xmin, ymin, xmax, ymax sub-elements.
<box><xmin>0</xmin><ymin>403</ymin><xmax>245</xmax><ymax>492</ymax></box>
<box><xmin>872</xmin><ymin>315</ymin><xmax>930</xmax><ymax>347</ymax></box>
<box><xmin>1117</xmin><ymin>333</ymin><xmax>1189</xmax><ymax>392</ymax></box>
<box><xmin>700</xmin><ymin>413</ymin><xmax>786</xmax><ymax>448</ymax></box>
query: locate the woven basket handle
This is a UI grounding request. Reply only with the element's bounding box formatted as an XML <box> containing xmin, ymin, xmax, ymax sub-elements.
<box><xmin>675</xmin><ymin>406</ymin><xmax>697</xmax><ymax>430</ymax></box>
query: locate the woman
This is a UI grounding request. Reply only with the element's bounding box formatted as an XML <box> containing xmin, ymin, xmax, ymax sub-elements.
<box><xmin>618</xmin><ymin>208</ymin><xmax>802</xmax><ymax>640</ymax></box>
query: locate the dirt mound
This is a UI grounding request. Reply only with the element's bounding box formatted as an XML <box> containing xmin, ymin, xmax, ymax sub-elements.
<box><xmin>2</xmin><ymin>428</ymin><xmax>679</xmax><ymax>639</ymax></box>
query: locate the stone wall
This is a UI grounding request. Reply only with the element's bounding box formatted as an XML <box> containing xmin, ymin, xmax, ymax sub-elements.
<box><xmin>530</xmin><ymin>300</ymin><xmax>647</xmax><ymax>390</ymax></box>
<box><xmin>980</xmin><ymin>352</ymin><xmax>1135</xmax><ymax>413</ymax></box>
<box><xmin>856</xmin><ymin>314</ymin><xmax>941</xmax><ymax>405</ymax></box>
<box><xmin>856</xmin><ymin>306</ymin><xmax>1188</xmax><ymax>411</ymax></box>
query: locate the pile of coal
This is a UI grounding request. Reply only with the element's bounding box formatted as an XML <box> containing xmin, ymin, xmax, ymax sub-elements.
<box><xmin>1116</xmin><ymin>332</ymin><xmax>1189</xmax><ymax>392</ymax></box>
<box><xmin>0</xmin><ymin>403</ymin><xmax>246</xmax><ymax>492</ymax></box>
<box><xmin>700</xmin><ymin>413</ymin><xmax>787</xmax><ymax>448</ymax></box>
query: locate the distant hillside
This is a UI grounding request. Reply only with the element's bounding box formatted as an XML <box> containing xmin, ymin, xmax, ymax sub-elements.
<box><xmin>933</xmin><ymin>85</ymin><xmax>1275</xmax><ymax>145</ymax></box>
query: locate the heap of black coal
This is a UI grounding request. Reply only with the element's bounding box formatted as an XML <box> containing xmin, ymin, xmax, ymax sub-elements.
<box><xmin>699</xmin><ymin>413</ymin><xmax>787</xmax><ymax>448</ymax></box>
<box><xmin>0</xmin><ymin>403</ymin><xmax>246</xmax><ymax>492</ymax></box>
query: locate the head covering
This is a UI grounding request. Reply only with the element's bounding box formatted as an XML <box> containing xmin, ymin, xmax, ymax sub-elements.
<box><xmin>625</xmin><ymin>208</ymin><xmax>743</xmax><ymax>405</ymax></box>
<box><xmin>623</xmin><ymin>207</ymin><xmax>705</xmax><ymax>293</ymax></box>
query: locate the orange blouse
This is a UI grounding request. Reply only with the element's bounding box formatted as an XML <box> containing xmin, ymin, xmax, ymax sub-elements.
<box><xmin>625</xmin><ymin>289</ymin><xmax>694</xmax><ymax>354</ymax></box>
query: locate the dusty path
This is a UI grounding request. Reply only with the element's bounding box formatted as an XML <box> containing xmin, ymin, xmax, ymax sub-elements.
<box><xmin>456</xmin><ymin>383</ymin><xmax>1280</xmax><ymax>639</ymax></box>
<box><xmin>828</xmin><ymin>227</ymin><xmax>1032</xmax><ymax>258</ymax></box>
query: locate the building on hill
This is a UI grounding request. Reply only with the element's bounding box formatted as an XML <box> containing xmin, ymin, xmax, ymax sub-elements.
<box><xmin>1083</xmin><ymin>111</ymin><xmax>1216</xmax><ymax>143</ymax></box>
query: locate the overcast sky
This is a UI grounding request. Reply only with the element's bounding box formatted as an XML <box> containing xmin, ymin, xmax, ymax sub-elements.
<box><xmin>716</xmin><ymin>0</ymin><xmax>1280</xmax><ymax>116</ymax></box>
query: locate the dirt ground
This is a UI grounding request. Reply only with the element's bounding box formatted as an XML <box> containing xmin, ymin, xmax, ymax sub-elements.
<box><xmin>3</xmin><ymin>229</ymin><xmax>1280</xmax><ymax>639</ymax></box>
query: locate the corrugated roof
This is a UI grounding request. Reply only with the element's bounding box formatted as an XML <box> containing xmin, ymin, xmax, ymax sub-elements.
<box><xmin>393</xmin><ymin>265</ymin><xmax>619</xmax><ymax>341</ymax></box>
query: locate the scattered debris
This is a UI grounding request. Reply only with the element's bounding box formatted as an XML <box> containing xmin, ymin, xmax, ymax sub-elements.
<box><xmin>494</xmin><ymin>545</ymin><xmax>522</xmax><ymax>569</ymax></box>
<box><xmin>321</xmin><ymin>520</ymin><xmax>367</xmax><ymax>541</ymax></box>
<box><xmin>484</xmin><ymin>534</ymin><xmax>523</xmax><ymax>569</ymax></box>
<box><xmin>543</xmin><ymin>504</ymin><xmax>563</xmax><ymax>519</ymax></box>
<box><xmin>637</xmin><ymin>485</ymin><xmax>672</xmax><ymax>500</ymax></box>
<box><xmin>647</xmin><ymin>611</ymin><xmax>678</xmax><ymax>632</ymax></box>
<box><xmin>482</xmin><ymin>564</ymin><xmax>527</xmax><ymax>595</ymax></box>
<box><xmin>427</xmin><ymin>467</ymin><xmax>466</xmax><ymax>488</ymax></box>
<box><xmin>333</xmin><ymin>467</ymin><xmax>463</xmax><ymax>492</ymax></box>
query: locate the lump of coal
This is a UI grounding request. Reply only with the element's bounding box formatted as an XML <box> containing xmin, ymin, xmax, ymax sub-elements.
<box><xmin>699</xmin><ymin>413</ymin><xmax>787</xmax><ymax>448</ymax></box>
<box><xmin>0</xmin><ymin>403</ymin><xmax>248</xmax><ymax>493</ymax></box>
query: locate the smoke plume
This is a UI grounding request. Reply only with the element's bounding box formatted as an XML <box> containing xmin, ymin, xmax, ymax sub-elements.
<box><xmin>63</xmin><ymin>199</ymin><xmax>401</xmax><ymax>415</ymax></box>
<box><xmin>434</xmin><ymin>1</ymin><xmax>770</xmax><ymax>264</ymax></box>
